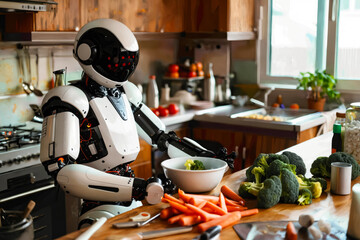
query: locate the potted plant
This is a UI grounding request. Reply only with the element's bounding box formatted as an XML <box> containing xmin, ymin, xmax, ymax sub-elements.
<box><xmin>296</xmin><ymin>69</ymin><xmax>341</xmax><ymax>111</ymax></box>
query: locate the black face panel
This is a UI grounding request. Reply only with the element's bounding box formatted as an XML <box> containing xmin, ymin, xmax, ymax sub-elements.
<box><xmin>78</xmin><ymin>28</ymin><xmax>139</xmax><ymax>82</ymax></box>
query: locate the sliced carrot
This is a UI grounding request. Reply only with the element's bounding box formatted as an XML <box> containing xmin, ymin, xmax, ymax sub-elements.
<box><xmin>285</xmin><ymin>221</ymin><xmax>298</xmax><ymax>240</ymax></box>
<box><xmin>227</xmin><ymin>205</ymin><xmax>248</xmax><ymax>212</ymax></box>
<box><xmin>167</xmin><ymin>200</ymin><xmax>191</xmax><ymax>214</ymax></box>
<box><xmin>164</xmin><ymin>193</ymin><xmax>184</xmax><ymax>205</ymax></box>
<box><xmin>171</xmin><ymin>207</ymin><xmax>181</xmax><ymax>215</ymax></box>
<box><xmin>160</xmin><ymin>207</ymin><xmax>174</xmax><ymax>219</ymax></box>
<box><xmin>168</xmin><ymin>213</ymin><xmax>186</xmax><ymax>224</ymax></box>
<box><xmin>205</xmin><ymin>201</ymin><xmax>227</xmax><ymax>215</ymax></box>
<box><xmin>189</xmin><ymin>197</ymin><xmax>207</xmax><ymax>207</ymax></box>
<box><xmin>221</xmin><ymin>185</ymin><xmax>245</xmax><ymax>203</ymax></box>
<box><xmin>225</xmin><ymin>198</ymin><xmax>244</xmax><ymax>207</ymax></box>
<box><xmin>185</xmin><ymin>203</ymin><xmax>220</xmax><ymax>222</ymax></box>
<box><xmin>178</xmin><ymin>215</ymin><xmax>202</xmax><ymax>226</ymax></box>
<box><xmin>178</xmin><ymin>189</ymin><xmax>193</xmax><ymax>203</ymax></box>
<box><xmin>197</xmin><ymin>211</ymin><xmax>242</xmax><ymax>233</ymax></box>
<box><xmin>240</xmin><ymin>208</ymin><xmax>259</xmax><ymax>217</ymax></box>
<box><xmin>184</xmin><ymin>193</ymin><xmax>219</xmax><ymax>204</ymax></box>
<box><xmin>218</xmin><ymin>192</ymin><xmax>228</xmax><ymax>214</ymax></box>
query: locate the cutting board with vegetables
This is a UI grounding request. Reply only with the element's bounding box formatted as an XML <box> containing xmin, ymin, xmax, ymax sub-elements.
<box><xmin>233</xmin><ymin>220</ymin><xmax>347</xmax><ymax>240</ymax></box>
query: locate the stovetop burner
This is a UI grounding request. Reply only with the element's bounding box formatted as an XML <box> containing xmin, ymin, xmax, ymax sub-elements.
<box><xmin>0</xmin><ymin>123</ymin><xmax>42</xmax><ymax>152</ymax></box>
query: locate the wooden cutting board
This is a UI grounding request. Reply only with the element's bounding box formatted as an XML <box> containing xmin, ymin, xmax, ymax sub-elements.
<box><xmin>233</xmin><ymin>220</ymin><xmax>347</xmax><ymax>240</ymax></box>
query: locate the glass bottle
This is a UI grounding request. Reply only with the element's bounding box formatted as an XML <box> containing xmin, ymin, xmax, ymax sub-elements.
<box><xmin>204</xmin><ymin>63</ymin><xmax>215</xmax><ymax>102</ymax></box>
<box><xmin>335</xmin><ymin>112</ymin><xmax>346</xmax><ymax>150</ymax></box>
<box><xmin>332</xmin><ymin>123</ymin><xmax>342</xmax><ymax>153</ymax></box>
<box><xmin>344</xmin><ymin>102</ymin><xmax>360</xmax><ymax>163</ymax></box>
<box><xmin>146</xmin><ymin>75</ymin><xmax>159</xmax><ymax>108</ymax></box>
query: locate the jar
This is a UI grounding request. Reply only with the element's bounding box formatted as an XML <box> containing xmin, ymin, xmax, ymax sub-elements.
<box><xmin>344</xmin><ymin>102</ymin><xmax>360</xmax><ymax>163</ymax></box>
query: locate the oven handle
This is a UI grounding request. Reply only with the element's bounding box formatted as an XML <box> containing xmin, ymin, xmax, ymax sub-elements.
<box><xmin>0</xmin><ymin>183</ymin><xmax>55</xmax><ymax>203</ymax></box>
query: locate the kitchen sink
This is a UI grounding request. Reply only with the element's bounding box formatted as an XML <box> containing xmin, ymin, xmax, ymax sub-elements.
<box><xmin>230</xmin><ymin>107</ymin><xmax>321</xmax><ymax>124</ymax></box>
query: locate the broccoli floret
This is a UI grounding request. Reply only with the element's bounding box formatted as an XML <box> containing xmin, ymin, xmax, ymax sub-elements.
<box><xmin>257</xmin><ymin>175</ymin><xmax>282</xmax><ymax>209</ymax></box>
<box><xmin>251</xmin><ymin>166</ymin><xmax>266</xmax><ymax>185</ymax></box>
<box><xmin>308</xmin><ymin>177</ymin><xmax>328</xmax><ymax>191</ymax></box>
<box><xmin>246</xmin><ymin>153</ymin><xmax>269</xmax><ymax>182</ymax></box>
<box><xmin>310</xmin><ymin>156</ymin><xmax>331</xmax><ymax>178</ymax></box>
<box><xmin>297</xmin><ymin>188</ymin><xmax>312</xmax><ymax>206</ymax></box>
<box><xmin>184</xmin><ymin>159</ymin><xmax>205</xmax><ymax>170</ymax></box>
<box><xmin>267</xmin><ymin>159</ymin><xmax>297</xmax><ymax>178</ymax></box>
<box><xmin>328</xmin><ymin>152</ymin><xmax>360</xmax><ymax>180</ymax></box>
<box><xmin>238</xmin><ymin>182</ymin><xmax>262</xmax><ymax>199</ymax></box>
<box><xmin>296</xmin><ymin>175</ymin><xmax>322</xmax><ymax>199</ymax></box>
<box><xmin>267</xmin><ymin>153</ymin><xmax>290</xmax><ymax>165</ymax></box>
<box><xmin>279</xmin><ymin>168</ymin><xmax>299</xmax><ymax>204</ymax></box>
<box><xmin>282</xmin><ymin>151</ymin><xmax>306</xmax><ymax>175</ymax></box>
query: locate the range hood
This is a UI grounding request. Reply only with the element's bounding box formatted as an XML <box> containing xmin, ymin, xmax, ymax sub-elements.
<box><xmin>0</xmin><ymin>0</ymin><xmax>57</xmax><ymax>12</ymax></box>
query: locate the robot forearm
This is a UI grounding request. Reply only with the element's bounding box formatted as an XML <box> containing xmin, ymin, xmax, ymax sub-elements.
<box><xmin>56</xmin><ymin>164</ymin><xmax>164</xmax><ymax>204</ymax></box>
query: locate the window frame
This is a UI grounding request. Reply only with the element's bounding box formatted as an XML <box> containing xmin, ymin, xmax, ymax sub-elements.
<box><xmin>257</xmin><ymin>0</ymin><xmax>360</xmax><ymax>92</ymax></box>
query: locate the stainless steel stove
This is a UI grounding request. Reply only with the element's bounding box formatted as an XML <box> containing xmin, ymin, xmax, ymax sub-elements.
<box><xmin>0</xmin><ymin>121</ymin><xmax>66</xmax><ymax>239</ymax></box>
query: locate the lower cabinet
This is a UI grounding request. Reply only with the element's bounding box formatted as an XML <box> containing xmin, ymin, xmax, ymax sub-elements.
<box><xmin>130</xmin><ymin>139</ymin><xmax>152</xmax><ymax>179</ymax></box>
<box><xmin>191</xmin><ymin>121</ymin><xmax>321</xmax><ymax>171</ymax></box>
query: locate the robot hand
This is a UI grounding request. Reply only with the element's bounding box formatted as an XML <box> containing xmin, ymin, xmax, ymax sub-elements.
<box><xmin>213</xmin><ymin>147</ymin><xmax>236</xmax><ymax>170</ymax></box>
<box><xmin>132</xmin><ymin>176</ymin><xmax>176</xmax><ymax>204</ymax></box>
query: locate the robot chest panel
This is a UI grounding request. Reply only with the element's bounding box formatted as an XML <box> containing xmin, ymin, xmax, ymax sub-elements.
<box><xmin>87</xmin><ymin>96</ymin><xmax>140</xmax><ymax>168</ymax></box>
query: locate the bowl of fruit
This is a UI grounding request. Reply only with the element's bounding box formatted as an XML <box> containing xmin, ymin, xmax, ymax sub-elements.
<box><xmin>161</xmin><ymin>156</ymin><xmax>229</xmax><ymax>193</ymax></box>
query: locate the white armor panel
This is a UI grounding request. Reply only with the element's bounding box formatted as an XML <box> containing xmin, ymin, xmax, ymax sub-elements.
<box><xmin>84</xmin><ymin>95</ymin><xmax>140</xmax><ymax>170</ymax></box>
<box><xmin>56</xmin><ymin>164</ymin><xmax>134</xmax><ymax>201</ymax></box>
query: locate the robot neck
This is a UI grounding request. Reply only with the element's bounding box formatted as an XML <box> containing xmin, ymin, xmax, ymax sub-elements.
<box><xmin>79</xmin><ymin>75</ymin><xmax>123</xmax><ymax>98</ymax></box>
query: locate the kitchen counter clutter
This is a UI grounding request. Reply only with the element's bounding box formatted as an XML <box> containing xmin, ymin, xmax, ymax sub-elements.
<box><xmin>57</xmin><ymin>131</ymin><xmax>358</xmax><ymax>240</ymax></box>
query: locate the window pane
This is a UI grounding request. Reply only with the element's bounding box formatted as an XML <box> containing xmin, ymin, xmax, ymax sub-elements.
<box><xmin>336</xmin><ymin>0</ymin><xmax>360</xmax><ymax>80</ymax></box>
<box><xmin>269</xmin><ymin>0</ymin><xmax>318</xmax><ymax>77</ymax></box>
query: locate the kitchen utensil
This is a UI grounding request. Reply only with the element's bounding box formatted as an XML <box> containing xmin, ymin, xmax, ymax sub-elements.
<box><xmin>75</xmin><ymin>217</ymin><xmax>107</xmax><ymax>240</ymax></box>
<box><xmin>130</xmin><ymin>212</ymin><xmax>151</xmax><ymax>222</ymax></box>
<box><xmin>233</xmin><ymin>220</ymin><xmax>346</xmax><ymax>240</ymax></box>
<box><xmin>0</xmin><ymin>210</ymin><xmax>34</xmax><ymax>240</ymax></box>
<box><xmin>330</xmin><ymin>162</ymin><xmax>352</xmax><ymax>195</ymax></box>
<box><xmin>347</xmin><ymin>183</ymin><xmax>360</xmax><ymax>239</ymax></box>
<box><xmin>53</xmin><ymin>69</ymin><xmax>66</xmax><ymax>87</ymax></box>
<box><xmin>192</xmin><ymin>225</ymin><xmax>221</xmax><ymax>240</ymax></box>
<box><xmin>22</xmin><ymin>200</ymin><xmax>35</xmax><ymax>220</ymax></box>
<box><xmin>161</xmin><ymin>156</ymin><xmax>228</xmax><ymax>193</ymax></box>
<box><xmin>112</xmin><ymin>213</ymin><xmax>161</xmax><ymax>229</ymax></box>
<box><xmin>138</xmin><ymin>226</ymin><xmax>193</xmax><ymax>239</ymax></box>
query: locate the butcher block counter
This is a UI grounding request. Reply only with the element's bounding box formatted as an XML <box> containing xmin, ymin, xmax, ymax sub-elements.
<box><xmin>57</xmin><ymin>131</ymin><xmax>355</xmax><ymax>239</ymax></box>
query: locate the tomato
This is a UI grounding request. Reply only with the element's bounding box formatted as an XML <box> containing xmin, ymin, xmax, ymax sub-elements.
<box><xmin>197</xmin><ymin>70</ymin><xmax>204</xmax><ymax>77</ymax></box>
<box><xmin>151</xmin><ymin>108</ymin><xmax>160</xmax><ymax>116</ymax></box>
<box><xmin>190</xmin><ymin>63</ymin><xmax>197</xmax><ymax>72</ymax></box>
<box><xmin>188</xmin><ymin>71</ymin><xmax>197</xmax><ymax>78</ymax></box>
<box><xmin>167</xmin><ymin>103</ymin><xmax>179</xmax><ymax>115</ymax></box>
<box><xmin>169</xmin><ymin>72</ymin><xmax>179</xmax><ymax>78</ymax></box>
<box><xmin>168</xmin><ymin>64</ymin><xmax>179</xmax><ymax>73</ymax></box>
<box><xmin>158</xmin><ymin>107</ymin><xmax>169</xmax><ymax>117</ymax></box>
<box><xmin>272</xmin><ymin>103</ymin><xmax>280</xmax><ymax>108</ymax></box>
<box><xmin>196</xmin><ymin>62</ymin><xmax>203</xmax><ymax>71</ymax></box>
<box><xmin>290</xmin><ymin>103</ymin><xmax>300</xmax><ymax>109</ymax></box>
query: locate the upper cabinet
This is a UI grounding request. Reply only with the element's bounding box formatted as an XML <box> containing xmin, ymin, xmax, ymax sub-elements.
<box><xmin>184</xmin><ymin>0</ymin><xmax>254</xmax><ymax>33</ymax></box>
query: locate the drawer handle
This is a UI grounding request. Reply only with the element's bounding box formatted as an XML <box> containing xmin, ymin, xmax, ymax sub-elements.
<box><xmin>0</xmin><ymin>183</ymin><xmax>55</xmax><ymax>203</ymax></box>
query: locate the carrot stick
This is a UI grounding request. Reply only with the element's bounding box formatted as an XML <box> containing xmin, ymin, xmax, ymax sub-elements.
<box><xmin>168</xmin><ymin>200</ymin><xmax>191</xmax><ymax>214</ymax></box>
<box><xmin>178</xmin><ymin>189</ymin><xmax>193</xmax><ymax>203</ymax></box>
<box><xmin>197</xmin><ymin>211</ymin><xmax>242</xmax><ymax>233</ymax></box>
<box><xmin>205</xmin><ymin>201</ymin><xmax>227</xmax><ymax>215</ymax></box>
<box><xmin>171</xmin><ymin>208</ymin><xmax>181</xmax><ymax>215</ymax></box>
<box><xmin>160</xmin><ymin>207</ymin><xmax>174</xmax><ymax>219</ymax></box>
<box><xmin>168</xmin><ymin>213</ymin><xmax>186</xmax><ymax>224</ymax></box>
<box><xmin>221</xmin><ymin>185</ymin><xmax>245</xmax><ymax>203</ymax></box>
<box><xmin>227</xmin><ymin>205</ymin><xmax>248</xmax><ymax>212</ymax></box>
<box><xmin>240</xmin><ymin>208</ymin><xmax>259</xmax><ymax>217</ymax></box>
<box><xmin>218</xmin><ymin>192</ymin><xmax>228</xmax><ymax>213</ymax></box>
<box><xmin>184</xmin><ymin>193</ymin><xmax>219</xmax><ymax>204</ymax></box>
<box><xmin>185</xmin><ymin>203</ymin><xmax>220</xmax><ymax>222</ymax></box>
<box><xmin>225</xmin><ymin>198</ymin><xmax>244</xmax><ymax>207</ymax></box>
<box><xmin>189</xmin><ymin>197</ymin><xmax>207</xmax><ymax>207</ymax></box>
<box><xmin>164</xmin><ymin>193</ymin><xmax>184</xmax><ymax>205</ymax></box>
<box><xmin>285</xmin><ymin>221</ymin><xmax>298</xmax><ymax>240</ymax></box>
<box><xmin>178</xmin><ymin>215</ymin><xmax>202</xmax><ymax>226</ymax></box>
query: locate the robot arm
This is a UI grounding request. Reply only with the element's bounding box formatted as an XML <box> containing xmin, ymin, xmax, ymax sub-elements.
<box><xmin>123</xmin><ymin>82</ymin><xmax>235</xmax><ymax>168</ymax></box>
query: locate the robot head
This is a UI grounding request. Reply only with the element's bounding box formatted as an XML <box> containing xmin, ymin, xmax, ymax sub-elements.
<box><xmin>74</xmin><ymin>19</ymin><xmax>139</xmax><ymax>88</ymax></box>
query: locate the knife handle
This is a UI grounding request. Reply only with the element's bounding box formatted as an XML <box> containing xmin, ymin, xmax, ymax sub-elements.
<box><xmin>197</xmin><ymin>225</ymin><xmax>222</xmax><ymax>240</ymax></box>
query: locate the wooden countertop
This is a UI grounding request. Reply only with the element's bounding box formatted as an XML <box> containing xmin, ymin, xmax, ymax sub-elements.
<box><xmin>57</xmin><ymin>132</ymin><xmax>356</xmax><ymax>240</ymax></box>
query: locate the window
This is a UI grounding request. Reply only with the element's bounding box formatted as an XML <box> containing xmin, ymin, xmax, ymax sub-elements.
<box><xmin>258</xmin><ymin>0</ymin><xmax>360</xmax><ymax>91</ymax></box>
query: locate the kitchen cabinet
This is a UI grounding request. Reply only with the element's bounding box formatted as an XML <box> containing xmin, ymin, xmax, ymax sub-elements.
<box><xmin>130</xmin><ymin>138</ymin><xmax>152</xmax><ymax>179</ymax></box>
<box><xmin>191</xmin><ymin>121</ymin><xmax>321</xmax><ymax>171</ymax></box>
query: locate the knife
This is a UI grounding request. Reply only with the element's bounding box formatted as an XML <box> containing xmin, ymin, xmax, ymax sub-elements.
<box><xmin>138</xmin><ymin>226</ymin><xmax>193</xmax><ymax>239</ymax></box>
<box><xmin>192</xmin><ymin>225</ymin><xmax>222</xmax><ymax>240</ymax></box>
<box><xmin>112</xmin><ymin>213</ymin><xmax>161</xmax><ymax>228</ymax></box>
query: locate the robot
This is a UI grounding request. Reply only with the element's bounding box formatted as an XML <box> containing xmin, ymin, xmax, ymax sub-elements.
<box><xmin>39</xmin><ymin>18</ymin><xmax>234</xmax><ymax>228</ymax></box>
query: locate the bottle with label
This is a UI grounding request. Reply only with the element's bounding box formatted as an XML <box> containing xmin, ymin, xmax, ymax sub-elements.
<box><xmin>335</xmin><ymin>112</ymin><xmax>346</xmax><ymax>150</ymax></box>
<box><xmin>203</xmin><ymin>63</ymin><xmax>215</xmax><ymax>102</ymax></box>
<box><xmin>146</xmin><ymin>75</ymin><xmax>159</xmax><ymax>109</ymax></box>
<box><xmin>332</xmin><ymin>123</ymin><xmax>342</xmax><ymax>153</ymax></box>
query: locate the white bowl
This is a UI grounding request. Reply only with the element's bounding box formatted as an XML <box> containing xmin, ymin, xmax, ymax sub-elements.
<box><xmin>161</xmin><ymin>156</ymin><xmax>228</xmax><ymax>193</ymax></box>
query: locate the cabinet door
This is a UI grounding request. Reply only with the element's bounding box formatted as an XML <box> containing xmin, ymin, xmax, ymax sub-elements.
<box><xmin>130</xmin><ymin>139</ymin><xmax>152</xmax><ymax>179</ymax></box>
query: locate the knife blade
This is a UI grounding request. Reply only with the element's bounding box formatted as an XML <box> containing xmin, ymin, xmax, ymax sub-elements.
<box><xmin>192</xmin><ymin>225</ymin><xmax>222</xmax><ymax>240</ymax></box>
<box><xmin>138</xmin><ymin>226</ymin><xmax>193</xmax><ymax>239</ymax></box>
<box><xmin>112</xmin><ymin>213</ymin><xmax>161</xmax><ymax>229</ymax></box>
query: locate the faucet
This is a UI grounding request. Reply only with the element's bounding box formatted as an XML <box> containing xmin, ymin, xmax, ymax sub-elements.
<box><xmin>250</xmin><ymin>86</ymin><xmax>275</xmax><ymax>107</ymax></box>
